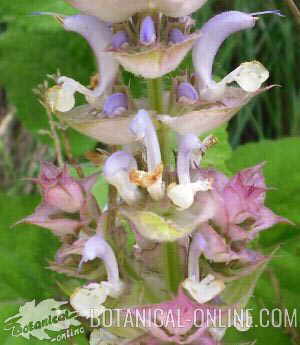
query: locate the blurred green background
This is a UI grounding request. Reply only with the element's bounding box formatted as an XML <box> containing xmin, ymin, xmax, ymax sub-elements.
<box><xmin>0</xmin><ymin>0</ymin><xmax>299</xmax><ymax>344</ymax></box>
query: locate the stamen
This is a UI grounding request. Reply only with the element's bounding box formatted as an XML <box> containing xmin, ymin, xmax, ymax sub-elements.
<box><xmin>251</xmin><ymin>10</ymin><xmax>284</xmax><ymax>17</ymax></box>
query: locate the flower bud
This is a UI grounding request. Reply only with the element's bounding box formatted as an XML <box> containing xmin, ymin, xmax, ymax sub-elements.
<box><xmin>111</xmin><ymin>31</ymin><xmax>129</xmax><ymax>49</ymax></box>
<box><xmin>103</xmin><ymin>93</ymin><xmax>128</xmax><ymax>117</ymax></box>
<box><xmin>169</xmin><ymin>28</ymin><xmax>186</xmax><ymax>44</ymax></box>
<box><xmin>140</xmin><ymin>16</ymin><xmax>156</xmax><ymax>46</ymax></box>
<box><xmin>177</xmin><ymin>82</ymin><xmax>199</xmax><ymax>103</ymax></box>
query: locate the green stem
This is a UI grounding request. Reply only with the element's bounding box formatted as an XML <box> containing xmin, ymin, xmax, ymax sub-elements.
<box><xmin>147</xmin><ymin>78</ymin><xmax>182</xmax><ymax>293</ymax></box>
<box><xmin>164</xmin><ymin>242</ymin><xmax>184</xmax><ymax>294</ymax></box>
<box><xmin>147</xmin><ymin>78</ymin><xmax>164</xmax><ymax>113</ymax></box>
<box><xmin>147</xmin><ymin>78</ymin><xmax>174</xmax><ymax>170</ymax></box>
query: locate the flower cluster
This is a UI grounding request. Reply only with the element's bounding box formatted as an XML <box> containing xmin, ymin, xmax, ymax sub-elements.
<box><xmin>23</xmin><ymin>1</ymin><xmax>287</xmax><ymax>344</ymax></box>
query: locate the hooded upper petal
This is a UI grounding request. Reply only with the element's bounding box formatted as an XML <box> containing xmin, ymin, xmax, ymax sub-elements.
<box><xmin>66</xmin><ymin>0</ymin><xmax>208</xmax><ymax>23</ymax></box>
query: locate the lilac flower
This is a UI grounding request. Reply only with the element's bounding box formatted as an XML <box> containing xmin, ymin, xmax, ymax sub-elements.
<box><xmin>159</xmin><ymin>11</ymin><xmax>282</xmax><ymax>136</ymax></box>
<box><xmin>47</xmin><ymin>14</ymin><xmax>118</xmax><ymax>112</ymax></box>
<box><xmin>71</xmin><ymin>234</ymin><xmax>124</xmax><ymax>318</ymax></box>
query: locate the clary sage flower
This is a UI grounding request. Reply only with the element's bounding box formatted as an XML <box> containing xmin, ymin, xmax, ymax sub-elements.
<box><xmin>22</xmin><ymin>2</ymin><xmax>290</xmax><ymax>345</ymax></box>
<box><xmin>159</xmin><ymin>10</ymin><xmax>281</xmax><ymax>136</ymax></box>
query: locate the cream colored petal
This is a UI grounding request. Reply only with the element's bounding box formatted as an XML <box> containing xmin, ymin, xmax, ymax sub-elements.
<box><xmin>222</xmin><ymin>61</ymin><xmax>269</xmax><ymax>93</ymax></box>
<box><xmin>56</xmin><ymin>104</ymin><xmax>135</xmax><ymax>145</ymax></box>
<box><xmin>167</xmin><ymin>180</ymin><xmax>211</xmax><ymax>210</ymax></box>
<box><xmin>46</xmin><ymin>85</ymin><xmax>76</xmax><ymax>112</ymax></box>
<box><xmin>112</xmin><ymin>33</ymin><xmax>200</xmax><ymax>79</ymax></box>
<box><xmin>70</xmin><ymin>283</ymin><xmax>109</xmax><ymax>318</ymax></box>
<box><xmin>182</xmin><ymin>275</ymin><xmax>225</xmax><ymax>303</ymax></box>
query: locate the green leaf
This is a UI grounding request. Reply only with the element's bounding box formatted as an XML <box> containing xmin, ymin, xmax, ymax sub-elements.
<box><xmin>201</xmin><ymin>125</ymin><xmax>232</xmax><ymax>174</ymax></box>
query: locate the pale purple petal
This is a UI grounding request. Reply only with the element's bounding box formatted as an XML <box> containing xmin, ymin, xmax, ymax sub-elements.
<box><xmin>193</xmin><ymin>11</ymin><xmax>257</xmax><ymax>91</ymax></box>
<box><xmin>62</xmin><ymin>15</ymin><xmax>119</xmax><ymax>97</ymax></box>
<box><xmin>80</xmin><ymin>234</ymin><xmax>120</xmax><ymax>285</ymax></box>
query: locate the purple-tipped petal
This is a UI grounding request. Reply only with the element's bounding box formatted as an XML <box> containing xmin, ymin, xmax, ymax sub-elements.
<box><xmin>193</xmin><ymin>11</ymin><xmax>257</xmax><ymax>91</ymax></box>
<box><xmin>103</xmin><ymin>93</ymin><xmax>128</xmax><ymax>117</ymax></box>
<box><xmin>80</xmin><ymin>234</ymin><xmax>120</xmax><ymax>285</ymax></box>
<box><xmin>177</xmin><ymin>82</ymin><xmax>199</xmax><ymax>103</ymax></box>
<box><xmin>62</xmin><ymin>15</ymin><xmax>119</xmax><ymax>97</ymax></box>
<box><xmin>111</xmin><ymin>31</ymin><xmax>129</xmax><ymax>49</ymax></box>
<box><xmin>140</xmin><ymin>16</ymin><xmax>156</xmax><ymax>46</ymax></box>
<box><xmin>169</xmin><ymin>27</ymin><xmax>187</xmax><ymax>44</ymax></box>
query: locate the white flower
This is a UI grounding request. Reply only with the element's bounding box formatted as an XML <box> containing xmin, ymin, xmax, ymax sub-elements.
<box><xmin>182</xmin><ymin>275</ymin><xmax>225</xmax><ymax>303</ymax></box>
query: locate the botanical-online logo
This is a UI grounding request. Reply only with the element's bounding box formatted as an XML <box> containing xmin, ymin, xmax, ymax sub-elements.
<box><xmin>4</xmin><ymin>299</ymin><xmax>83</xmax><ymax>341</ymax></box>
